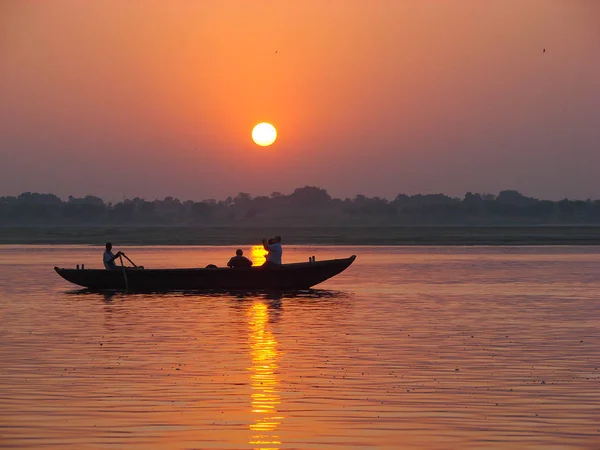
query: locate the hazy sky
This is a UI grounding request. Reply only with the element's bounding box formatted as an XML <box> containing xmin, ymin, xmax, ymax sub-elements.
<box><xmin>1</xmin><ymin>1</ymin><xmax>599</xmax><ymax>201</ymax></box>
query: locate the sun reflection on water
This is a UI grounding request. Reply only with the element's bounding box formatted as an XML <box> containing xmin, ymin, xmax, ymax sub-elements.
<box><xmin>251</xmin><ymin>245</ymin><xmax>268</xmax><ymax>266</ymax></box>
<box><xmin>248</xmin><ymin>301</ymin><xmax>282</xmax><ymax>450</ymax></box>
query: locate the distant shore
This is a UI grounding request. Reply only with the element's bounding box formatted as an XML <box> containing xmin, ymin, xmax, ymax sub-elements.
<box><xmin>2</xmin><ymin>226</ymin><xmax>600</xmax><ymax>246</ymax></box>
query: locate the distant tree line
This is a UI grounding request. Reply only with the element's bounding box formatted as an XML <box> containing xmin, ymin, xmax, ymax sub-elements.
<box><xmin>2</xmin><ymin>187</ymin><xmax>600</xmax><ymax>226</ymax></box>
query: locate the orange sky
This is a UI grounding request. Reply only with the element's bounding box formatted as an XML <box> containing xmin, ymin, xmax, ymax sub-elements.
<box><xmin>1</xmin><ymin>1</ymin><xmax>599</xmax><ymax>201</ymax></box>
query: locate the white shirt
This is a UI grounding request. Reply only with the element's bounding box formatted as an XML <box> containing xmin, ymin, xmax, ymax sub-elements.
<box><xmin>266</xmin><ymin>242</ymin><xmax>282</xmax><ymax>265</ymax></box>
<box><xmin>103</xmin><ymin>250</ymin><xmax>117</xmax><ymax>269</ymax></box>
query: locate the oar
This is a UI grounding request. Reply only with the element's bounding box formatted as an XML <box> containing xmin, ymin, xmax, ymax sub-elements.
<box><xmin>119</xmin><ymin>255</ymin><xmax>129</xmax><ymax>291</ymax></box>
<box><xmin>121</xmin><ymin>252</ymin><xmax>138</xmax><ymax>268</ymax></box>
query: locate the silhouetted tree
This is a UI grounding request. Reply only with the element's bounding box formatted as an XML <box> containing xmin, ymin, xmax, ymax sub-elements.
<box><xmin>289</xmin><ymin>186</ymin><xmax>331</xmax><ymax>209</ymax></box>
<box><xmin>4</xmin><ymin>188</ymin><xmax>600</xmax><ymax>226</ymax></box>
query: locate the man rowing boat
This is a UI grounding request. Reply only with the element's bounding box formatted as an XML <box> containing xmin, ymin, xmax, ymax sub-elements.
<box><xmin>103</xmin><ymin>242</ymin><xmax>123</xmax><ymax>270</ymax></box>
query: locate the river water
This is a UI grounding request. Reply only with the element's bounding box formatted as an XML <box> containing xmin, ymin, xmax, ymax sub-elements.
<box><xmin>1</xmin><ymin>245</ymin><xmax>599</xmax><ymax>449</ymax></box>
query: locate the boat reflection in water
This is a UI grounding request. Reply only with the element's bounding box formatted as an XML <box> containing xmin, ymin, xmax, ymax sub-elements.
<box><xmin>248</xmin><ymin>300</ymin><xmax>283</xmax><ymax>450</ymax></box>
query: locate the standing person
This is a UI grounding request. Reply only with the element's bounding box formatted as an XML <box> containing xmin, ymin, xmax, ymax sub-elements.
<box><xmin>227</xmin><ymin>249</ymin><xmax>253</xmax><ymax>268</ymax></box>
<box><xmin>262</xmin><ymin>235</ymin><xmax>283</xmax><ymax>266</ymax></box>
<box><xmin>103</xmin><ymin>242</ymin><xmax>123</xmax><ymax>270</ymax></box>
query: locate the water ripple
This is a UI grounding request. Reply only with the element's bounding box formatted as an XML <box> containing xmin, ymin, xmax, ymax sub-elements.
<box><xmin>1</xmin><ymin>246</ymin><xmax>600</xmax><ymax>449</ymax></box>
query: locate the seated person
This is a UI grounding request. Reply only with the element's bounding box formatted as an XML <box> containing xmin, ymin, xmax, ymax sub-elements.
<box><xmin>262</xmin><ymin>235</ymin><xmax>282</xmax><ymax>266</ymax></box>
<box><xmin>103</xmin><ymin>242</ymin><xmax>123</xmax><ymax>270</ymax></box>
<box><xmin>227</xmin><ymin>249</ymin><xmax>253</xmax><ymax>268</ymax></box>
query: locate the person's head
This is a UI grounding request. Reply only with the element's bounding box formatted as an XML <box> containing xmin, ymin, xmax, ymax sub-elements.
<box><xmin>267</xmin><ymin>238</ymin><xmax>274</xmax><ymax>245</ymax></box>
<box><xmin>274</xmin><ymin>235</ymin><xmax>282</xmax><ymax>243</ymax></box>
<box><xmin>236</xmin><ymin>249</ymin><xmax>243</xmax><ymax>256</ymax></box>
<box><xmin>105</xmin><ymin>242</ymin><xmax>112</xmax><ymax>251</ymax></box>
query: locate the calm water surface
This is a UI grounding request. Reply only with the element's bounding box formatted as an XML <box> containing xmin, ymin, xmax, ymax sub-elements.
<box><xmin>1</xmin><ymin>245</ymin><xmax>600</xmax><ymax>449</ymax></box>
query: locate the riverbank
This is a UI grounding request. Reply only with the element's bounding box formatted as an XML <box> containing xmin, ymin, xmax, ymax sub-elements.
<box><xmin>2</xmin><ymin>225</ymin><xmax>600</xmax><ymax>245</ymax></box>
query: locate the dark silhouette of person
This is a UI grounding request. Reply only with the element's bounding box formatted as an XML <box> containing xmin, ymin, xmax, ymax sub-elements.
<box><xmin>227</xmin><ymin>249</ymin><xmax>253</xmax><ymax>268</ymax></box>
<box><xmin>262</xmin><ymin>235</ymin><xmax>283</xmax><ymax>267</ymax></box>
<box><xmin>103</xmin><ymin>242</ymin><xmax>123</xmax><ymax>270</ymax></box>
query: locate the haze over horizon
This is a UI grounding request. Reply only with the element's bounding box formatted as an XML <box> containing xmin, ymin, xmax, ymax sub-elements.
<box><xmin>1</xmin><ymin>1</ymin><xmax>599</xmax><ymax>203</ymax></box>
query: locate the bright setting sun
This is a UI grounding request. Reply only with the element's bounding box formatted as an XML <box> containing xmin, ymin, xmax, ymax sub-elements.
<box><xmin>252</xmin><ymin>122</ymin><xmax>277</xmax><ymax>147</ymax></box>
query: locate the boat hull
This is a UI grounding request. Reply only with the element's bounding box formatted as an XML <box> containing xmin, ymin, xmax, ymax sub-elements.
<box><xmin>54</xmin><ymin>255</ymin><xmax>356</xmax><ymax>291</ymax></box>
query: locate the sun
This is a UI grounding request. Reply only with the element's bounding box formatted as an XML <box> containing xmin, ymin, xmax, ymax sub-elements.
<box><xmin>252</xmin><ymin>122</ymin><xmax>277</xmax><ymax>147</ymax></box>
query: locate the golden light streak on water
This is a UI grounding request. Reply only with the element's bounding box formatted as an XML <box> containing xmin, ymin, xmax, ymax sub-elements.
<box><xmin>247</xmin><ymin>301</ymin><xmax>283</xmax><ymax>450</ymax></box>
<box><xmin>251</xmin><ymin>245</ymin><xmax>268</xmax><ymax>266</ymax></box>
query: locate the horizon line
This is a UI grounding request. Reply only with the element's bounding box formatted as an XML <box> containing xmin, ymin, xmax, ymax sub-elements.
<box><xmin>2</xmin><ymin>187</ymin><xmax>595</xmax><ymax>204</ymax></box>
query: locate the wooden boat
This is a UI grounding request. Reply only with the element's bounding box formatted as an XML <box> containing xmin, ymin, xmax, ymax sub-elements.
<box><xmin>54</xmin><ymin>255</ymin><xmax>356</xmax><ymax>291</ymax></box>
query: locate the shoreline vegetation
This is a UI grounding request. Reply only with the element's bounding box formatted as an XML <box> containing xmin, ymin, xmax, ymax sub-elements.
<box><xmin>4</xmin><ymin>187</ymin><xmax>600</xmax><ymax>245</ymax></box>
<box><xmin>3</xmin><ymin>225</ymin><xmax>600</xmax><ymax>246</ymax></box>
